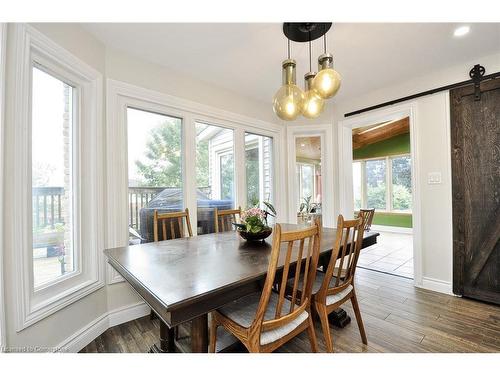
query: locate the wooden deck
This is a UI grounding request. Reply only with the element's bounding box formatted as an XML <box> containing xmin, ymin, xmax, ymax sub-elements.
<box><xmin>80</xmin><ymin>268</ymin><xmax>500</xmax><ymax>353</ymax></box>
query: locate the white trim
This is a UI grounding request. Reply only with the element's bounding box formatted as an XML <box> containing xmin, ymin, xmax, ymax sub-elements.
<box><xmin>0</xmin><ymin>23</ymin><xmax>7</xmax><ymax>349</ymax></box>
<box><xmin>56</xmin><ymin>302</ymin><xmax>149</xmax><ymax>353</ymax></box>
<box><xmin>286</xmin><ymin>124</ymin><xmax>335</xmax><ymax>228</ymax></box>
<box><xmin>419</xmin><ymin>277</ymin><xmax>453</xmax><ymax>296</ymax></box>
<box><xmin>370</xmin><ymin>224</ymin><xmax>413</xmax><ymax>234</ymax></box>
<box><xmin>10</xmin><ymin>24</ymin><xmax>104</xmax><ymax>331</ymax></box>
<box><xmin>338</xmin><ymin>102</ymin><xmax>423</xmax><ymax>289</ymax></box>
<box><xmin>106</xmin><ymin>79</ymin><xmax>285</xmax><ymax>284</ymax></box>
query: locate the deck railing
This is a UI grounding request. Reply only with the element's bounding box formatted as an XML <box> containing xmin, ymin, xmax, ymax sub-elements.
<box><xmin>33</xmin><ymin>186</ymin><xmax>212</xmax><ymax>232</ymax></box>
<box><xmin>32</xmin><ymin>187</ymin><xmax>64</xmax><ymax>229</ymax></box>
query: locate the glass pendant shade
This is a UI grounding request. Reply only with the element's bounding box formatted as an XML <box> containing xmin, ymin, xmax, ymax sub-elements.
<box><xmin>311</xmin><ymin>53</ymin><xmax>341</xmax><ymax>99</ymax></box>
<box><xmin>302</xmin><ymin>72</ymin><xmax>324</xmax><ymax>118</ymax></box>
<box><xmin>273</xmin><ymin>59</ymin><xmax>305</xmax><ymax>121</ymax></box>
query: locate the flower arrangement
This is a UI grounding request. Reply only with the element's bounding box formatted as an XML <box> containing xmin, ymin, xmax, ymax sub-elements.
<box><xmin>234</xmin><ymin>201</ymin><xmax>276</xmax><ymax>241</ymax></box>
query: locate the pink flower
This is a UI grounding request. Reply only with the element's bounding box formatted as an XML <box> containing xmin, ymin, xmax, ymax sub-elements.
<box><xmin>241</xmin><ymin>207</ymin><xmax>265</xmax><ymax>221</ymax></box>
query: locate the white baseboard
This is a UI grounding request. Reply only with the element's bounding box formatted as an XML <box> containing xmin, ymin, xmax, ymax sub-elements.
<box><xmin>418</xmin><ymin>276</ymin><xmax>454</xmax><ymax>296</ymax></box>
<box><xmin>371</xmin><ymin>225</ymin><xmax>413</xmax><ymax>234</ymax></box>
<box><xmin>56</xmin><ymin>302</ymin><xmax>149</xmax><ymax>353</ymax></box>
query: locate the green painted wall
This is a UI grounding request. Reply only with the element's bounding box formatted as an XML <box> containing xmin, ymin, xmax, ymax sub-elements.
<box><xmin>354</xmin><ymin>132</ymin><xmax>412</xmax><ymax>228</ymax></box>
<box><xmin>372</xmin><ymin>212</ymin><xmax>412</xmax><ymax>228</ymax></box>
<box><xmin>353</xmin><ymin>133</ymin><xmax>410</xmax><ymax>160</ymax></box>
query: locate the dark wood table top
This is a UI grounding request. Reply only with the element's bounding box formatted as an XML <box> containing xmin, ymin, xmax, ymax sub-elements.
<box><xmin>104</xmin><ymin>224</ymin><xmax>379</xmax><ymax>327</ymax></box>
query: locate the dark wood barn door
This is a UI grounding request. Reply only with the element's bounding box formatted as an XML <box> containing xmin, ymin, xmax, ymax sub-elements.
<box><xmin>451</xmin><ymin>77</ymin><xmax>500</xmax><ymax>304</ymax></box>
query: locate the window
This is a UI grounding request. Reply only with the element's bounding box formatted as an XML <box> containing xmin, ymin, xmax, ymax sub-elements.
<box><xmin>31</xmin><ymin>66</ymin><xmax>76</xmax><ymax>289</ymax></box>
<box><xmin>352</xmin><ymin>161</ymin><xmax>362</xmax><ymax>211</ymax></box>
<box><xmin>245</xmin><ymin>133</ymin><xmax>273</xmax><ymax>206</ymax></box>
<box><xmin>353</xmin><ymin>154</ymin><xmax>412</xmax><ymax>213</ymax></box>
<box><xmin>391</xmin><ymin>155</ymin><xmax>412</xmax><ymax>211</ymax></box>
<box><xmin>13</xmin><ymin>24</ymin><xmax>103</xmax><ymax>330</ymax></box>
<box><xmin>296</xmin><ymin>163</ymin><xmax>316</xmax><ymax>207</ymax></box>
<box><xmin>365</xmin><ymin>158</ymin><xmax>387</xmax><ymax>210</ymax></box>
<box><xmin>127</xmin><ymin>107</ymin><xmax>182</xmax><ymax>243</ymax></box>
<box><xmin>195</xmin><ymin>122</ymin><xmax>234</xmax><ymax>234</ymax></box>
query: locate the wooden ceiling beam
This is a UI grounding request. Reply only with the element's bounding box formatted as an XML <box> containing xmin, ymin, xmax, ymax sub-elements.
<box><xmin>352</xmin><ymin>117</ymin><xmax>409</xmax><ymax>149</ymax></box>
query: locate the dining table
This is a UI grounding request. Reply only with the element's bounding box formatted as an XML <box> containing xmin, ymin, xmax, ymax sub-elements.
<box><xmin>104</xmin><ymin>223</ymin><xmax>379</xmax><ymax>353</ymax></box>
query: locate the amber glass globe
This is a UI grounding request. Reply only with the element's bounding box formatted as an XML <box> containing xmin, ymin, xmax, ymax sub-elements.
<box><xmin>302</xmin><ymin>73</ymin><xmax>325</xmax><ymax>119</ymax></box>
<box><xmin>312</xmin><ymin>53</ymin><xmax>341</xmax><ymax>99</ymax></box>
<box><xmin>273</xmin><ymin>59</ymin><xmax>305</xmax><ymax>121</ymax></box>
<box><xmin>273</xmin><ymin>84</ymin><xmax>305</xmax><ymax>121</ymax></box>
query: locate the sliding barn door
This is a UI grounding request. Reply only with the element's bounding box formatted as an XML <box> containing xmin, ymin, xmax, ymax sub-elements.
<box><xmin>451</xmin><ymin>78</ymin><xmax>500</xmax><ymax>305</ymax></box>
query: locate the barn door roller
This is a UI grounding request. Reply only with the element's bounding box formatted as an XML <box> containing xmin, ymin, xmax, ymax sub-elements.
<box><xmin>469</xmin><ymin>64</ymin><xmax>486</xmax><ymax>101</ymax></box>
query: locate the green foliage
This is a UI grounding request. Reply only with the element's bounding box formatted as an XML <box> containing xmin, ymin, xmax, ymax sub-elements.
<box><xmin>245</xmin><ymin>215</ymin><xmax>265</xmax><ymax>233</ymax></box>
<box><xmin>135</xmin><ymin>120</ymin><xmax>182</xmax><ymax>187</ymax></box>
<box><xmin>366</xmin><ymin>184</ymin><xmax>386</xmax><ymax>209</ymax></box>
<box><xmin>392</xmin><ymin>184</ymin><xmax>412</xmax><ymax>210</ymax></box>
<box><xmin>245</xmin><ymin>148</ymin><xmax>260</xmax><ymax>205</ymax></box>
<box><xmin>196</xmin><ymin>138</ymin><xmax>209</xmax><ymax>188</ymax></box>
<box><xmin>220</xmin><ymin>153</ymin><xmax>234</xmax><ymax>200</ymax></box>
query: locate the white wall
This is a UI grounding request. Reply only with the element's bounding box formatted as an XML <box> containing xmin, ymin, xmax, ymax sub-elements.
<box><xmin>1</xmin><ymin>23</ymin><xmax>285</xmax><ymax>351</ymax></box>
<box><xmin>331</xmin><ymin>52</ymin><xmax>500</xmax><ymax>292</ymax></box>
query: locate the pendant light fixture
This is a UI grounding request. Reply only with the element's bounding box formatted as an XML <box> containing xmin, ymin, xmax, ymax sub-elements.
<box><xmin>272</xmin><ymin>40</ymin><xmax>305</xmax><ymax>121</ymax></box>
<box><xmin>302</xmin><ymin>40</ymin><xmax>325</xmax><ymax>119</ymax></box>
<box><xmin>274</xmin><ymin>23</ymin><xmax>339</xmax><ymax>121</ymax></box>
<box><xmin>311</xmin><ymin>29</ymin><xmax>341</xmax><ymax>99</ymax></box>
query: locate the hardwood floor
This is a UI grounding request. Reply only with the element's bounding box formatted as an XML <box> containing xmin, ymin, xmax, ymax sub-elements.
<box><xmin>80</xmin><ymin>268</ymin><xmax>500</xmax><ymax>353</ymax></box>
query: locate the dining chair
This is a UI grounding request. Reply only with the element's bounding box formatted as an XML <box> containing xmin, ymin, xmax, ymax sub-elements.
<box><xmin>153</xmin><ymin>208</ymin><xmax>193</xmax><ymax>241</ymax></box>
<box><xmin>214</xmin><ymin>207</ymin><xmax>241</xmax><ymax>233</ymax></box>
<box><xmin>152</xmin><ymin>208</ymin><xmax>193</xmax><ymax>342</ymax></box>
<box><xmin>312</xmin><ymin>214</ymin><xmax>367</xmax><ymax>352</ymax></box>
<box><xmin>357</xmin><ymin>208</ymin><xmax>375</xmax><ymax>232</ymax></box>
<box><xmin>209</xmin><ymin>220</ymin><xmax>322</xmax><ymax>353</ymax></box>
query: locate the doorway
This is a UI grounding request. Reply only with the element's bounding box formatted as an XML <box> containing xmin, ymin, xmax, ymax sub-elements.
<box><xmin>295</xmin><ymin>136</ymin><xmax>322</xmax><ymax>224</ymax></box>
<box><xmin>352</xmin><ymin>117</ymin><xmax>413</xmax><ymax>278</ymax></box>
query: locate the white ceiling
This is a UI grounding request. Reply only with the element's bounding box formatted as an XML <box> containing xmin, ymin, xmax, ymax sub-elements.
<box><xmin>82</xmin><ymin>23</ymin><xmax>500</xmax><ymax>104</ymax></box>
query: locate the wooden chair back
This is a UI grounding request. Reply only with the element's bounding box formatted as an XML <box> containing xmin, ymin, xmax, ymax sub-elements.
<box><xmin>251</xmin><ymin>220</ymin><xmax>321</xmax><ymax>335</ymax></box>
<box><xmin>153</xmin><ymin>208</ymin><xmax>193</xmax><ymax>241</ymax></box>
<box><xmin>317</xmin><ymin>215</ymin><xmax>365</xmax><ymax>298</ymax></box>
<box><xmin>214</xmin><ymin>207</ymin><xmax>241</xmax><ymax>233</ymax></box>
<box><xmin>357</xmin><ymin>208</ymin><xmax>375</xmax><ymax>231</ymax></box>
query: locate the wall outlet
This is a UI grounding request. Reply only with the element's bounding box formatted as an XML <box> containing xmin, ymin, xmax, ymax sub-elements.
<box><xmin>428</xmin><ymin>172</ymin><xmax>442</xmax><ymax>184</ymax></box>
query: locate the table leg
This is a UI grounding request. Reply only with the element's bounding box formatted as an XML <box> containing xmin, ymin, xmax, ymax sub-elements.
<box><xmin>190</xmin><ymin>314</ymin><xmax>208</xmax><ymax>353</ymax></box>
<box><xmin>149</xmin><ymin>320</ymin><xmax>175</xmax><ymax>353</ymax></box>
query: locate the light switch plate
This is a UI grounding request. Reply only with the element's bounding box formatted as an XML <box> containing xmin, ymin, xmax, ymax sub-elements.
<box><xmin>428</xmin><ymin>172</ymin><xmax>442</xmax><ymax>184</ymax></box>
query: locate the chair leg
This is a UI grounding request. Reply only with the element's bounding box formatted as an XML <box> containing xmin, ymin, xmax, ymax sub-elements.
<box><xmin>209</xmin><ymin>315</ymin><xmax>218</xmax><ymax>353</ymax></box>
<box><xmin>317</xmin><ymin>304</ymin><xmax>334</xmax><ymax>353</ymax></box>
<box><xmin>306</xmin><ymin>315</ymin><xmax>319</xmax><ymax>353</ymax></box>
<box><xmin>350</xmin><ymin>291</ymin><xmax>367</xmax><ymax>345</ymax></box>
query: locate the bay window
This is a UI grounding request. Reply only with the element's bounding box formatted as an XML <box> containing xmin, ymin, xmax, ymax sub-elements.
<box><xmin>126</xmin><ymin>107</ymin><xmax>183</xmax><ymax>243</ymax></box>
<box><xmin>13</xmin><ymin>24</ymin><xmax>103</xmax><ymax>330</ymax></box>
<box><xmin>195</xmin><ymin>122</ymin><xmax>234</xmax><ymax>234</ymax></box>
<box><xmin>32</xmin><ymin>66</ymin><xmax>76</xmax><ymax>288</ymax></box>
<box><xmin>244</xmin><ymin>132</ymin><xmax>273</xmax><ymax>206</ymax></box>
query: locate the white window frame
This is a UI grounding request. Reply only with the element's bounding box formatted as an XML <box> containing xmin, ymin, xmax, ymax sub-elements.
<box><xmin>11</xmin><ymin>24</ymin><xmax>104</xmax><ymax>330</ymax></box>
<box><xmin>0</xmin><ymin>22</ymin><xmax>7</xmax><ymax>348</ymax></box>
<box><xmin>353</xmin><ymin>153</ymin><xmax>412</xmax><ymax>214</ymax></box>
<box><xmin>106</xmin><ymin>79</ymin><xmax>285</xmax><ymax>284</ymax></box>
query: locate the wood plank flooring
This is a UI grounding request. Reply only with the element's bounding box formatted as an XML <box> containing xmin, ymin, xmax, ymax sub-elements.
<box><xmin>80</xmin><ymin>268</ymin><xmax>500</xmax><ymax>353</ymax></box>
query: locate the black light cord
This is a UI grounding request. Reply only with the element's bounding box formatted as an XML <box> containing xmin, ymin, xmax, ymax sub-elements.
<box><xmin>309</xmin><ymin>40</ymin><xmax>312</xmax><ymax>72</ymax></box>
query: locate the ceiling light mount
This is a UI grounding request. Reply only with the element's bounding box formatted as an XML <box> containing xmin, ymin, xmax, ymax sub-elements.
<box><xmin>283</xmin><ymin>22</ymin><xmax>332</xmax><ymax>42</ymax></box>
